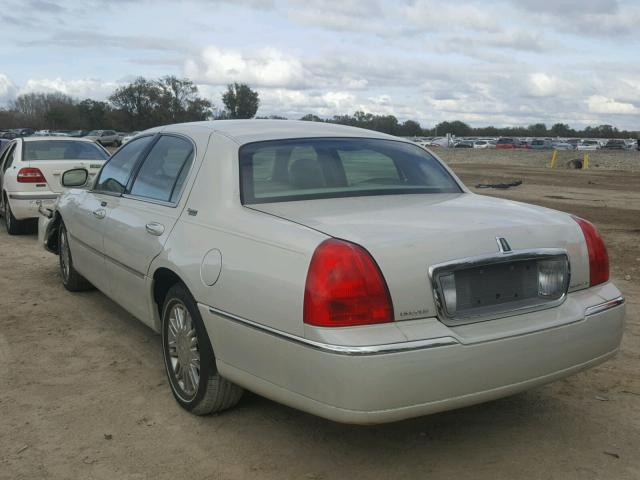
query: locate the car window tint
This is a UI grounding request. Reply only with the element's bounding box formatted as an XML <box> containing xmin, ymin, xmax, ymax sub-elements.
<box><xmin>130</xmin><ymin>135</ymin><xmax>194</xmax><ymax>203</ymax></box>
<box><xmin>23</xmin><ymin>141</ymin><xmax>108</xmax><ymax>161</ymax></box>
<box><xmin>338</xmin><ymin>149</ymin><xmax>401</xmax><ymax>186</ymax></box>
<box><xmin>240</xmin><ymin>138</ymin><xmax>462</xmax><ymax>204</ymax></box>
<box><xmin>95</xmin><ymin>136</ymin><xmax>153</xmax><ymax>194</ymax></box>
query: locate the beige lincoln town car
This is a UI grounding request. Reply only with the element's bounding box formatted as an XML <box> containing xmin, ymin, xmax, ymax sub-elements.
<box><xmin>39</xmin><ymin>120</ymin><xmax>625</xmax><ymax>424</ymax></box>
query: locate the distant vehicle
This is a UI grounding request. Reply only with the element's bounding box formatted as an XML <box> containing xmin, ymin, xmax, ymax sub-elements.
<box><xmin>637</xmin><ymin>139</ymin><xmax>640</xmax><ymax>151</ymax></box>
<box><xmin>121</xmin><ymin>131</ymin><xmax>140</xmax><ymax>145</ymax></box>
<box><xmin>0</xmin><ymin>131</ymin><xmax>17</xmax><ymax>139</ymax></box>
<box><xmin>14</xmin><ymin>128</ymin><xmax>34</xmax><ymax>137</ymax></box>
<box><xmin>577</xmin><ymin>140</ymin><xmax>601</xmax><ymax>151</ymax></box>
<box><xmin>472</xmin><ymin>140</ymin><xmax>493</xmax><ymax>149</ymax></box>
<box><xmin>530</xmin><ymin>139</ymin><xmax>553</xmax><ymax>150</ymax></box>
<box><xmin>567</xmin><ymin>139</ymin><xmax>580</xmax><ymax>147</ymax></box>
<box><xmin>34</xmin><ymin>130</ymin><xmax>52</xmax><ymax>136</ymax></box>
<box><xmin>84</xmin><ymin>130</ymin><xmax>121</xmax><ymax>147</ymax></box>
<box><xmin>519</xmin><ymin>141</ymin><xmax>531</xmax><ymax>149</ymax></box>
<box><xmin>552</xmin><ymin>141</ymin><xmax>574</xmax><ymax>151</ymax></box>
<box><xmin>67</xmin><ymin>130</ymin><xmax>90</xmax><ymax>137</ymax></box>
<box><xmin>0</xmin><ymin>137</ymin><xmax>109</xmax><ymax>234</ymax></box>
<box><xmin>496</xmin><ymin>138</ymin><xmax>520</xmax><ymax>149</ymax></box>
<box><xmin>454</xmin><ymin>141</ymin><xmax>473</xmax><ymax>148</ymax></box>
<box><xmin>603</xmin><ymin>139</ymin><xmax>627</xmax><ymax>150</ymax></box>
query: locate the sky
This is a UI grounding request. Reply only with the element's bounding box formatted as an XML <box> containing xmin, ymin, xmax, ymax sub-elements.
<box><xmin>1</xmin><ymin>0</ymin><xmax>639</xmax><ymax>129</ymax></box>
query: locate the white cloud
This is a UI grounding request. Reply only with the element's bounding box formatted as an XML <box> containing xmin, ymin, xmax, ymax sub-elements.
<box><xmin>20</xmin><ymin>78</ymin><xmax>120</xmax><ymax>100</ymax></box>
<box><xmin>587</xmin><ymin>95</ymin><xmax>638</xmax><ymax>114</ymax></box>
<box><xmin>525</xmin><ymin>73</ymin><xmax>571</xmax><ymax>98</ymax></box>
<box><xmin>185</xmin><ymin>46</ymin><xmax>310</xmax><ymax>89</ymax></box>
<box><xmin>0</xmin><ymin>74</ymin><xmax>18</xmax><ymax>104</ymax></box>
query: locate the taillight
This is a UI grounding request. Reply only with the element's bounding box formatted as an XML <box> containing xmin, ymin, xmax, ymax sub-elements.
<box><xmin>304</xmin><ymin>239</ymin><xmax>394</xmax><ymax>327</ymax></box>
<box><xmin>572</xmin><ymin>215</ymin><xmax>609</xmax><ymax>287</ymax></box>
<box><xmin>17</xmin><ymin>167</ymin><xmax>46</xmax><ymax>183</ymax></box>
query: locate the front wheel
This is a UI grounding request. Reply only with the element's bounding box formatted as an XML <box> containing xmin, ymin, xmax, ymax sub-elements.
<box><xmin>58</xmin><ymin>223</ymin><xmax>93</xmax><ymax>291</ymax></box>
<box><xmin>162</xmin><ymin>283</ymin><xmax>243</xmax><ymax>415</ymax></box>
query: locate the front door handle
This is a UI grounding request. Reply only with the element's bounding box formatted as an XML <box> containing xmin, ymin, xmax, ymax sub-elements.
<box><xmin>92</xmin><ymin>208</ymin><xmax>106</xmax><ymax>219</ymax></box>
<box><xmin>145</xmin><ymin>222</ymin><xmax>165</xmax><ymax>236</ymax></box>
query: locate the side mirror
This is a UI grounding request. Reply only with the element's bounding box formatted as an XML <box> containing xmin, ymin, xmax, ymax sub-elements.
<box><xmin>62</xmin><ymin>168</ymin><xmax>89</xmax><ymax>188</ymax></box>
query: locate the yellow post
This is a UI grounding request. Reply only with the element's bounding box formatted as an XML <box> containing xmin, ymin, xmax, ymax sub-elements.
<box><xmin>548</xmin><ymin>150</ymin><xmax>558</xmax><ymax>168</ymax></box>
<box><xmin>583</xmin><ymin>152</ymin><xmax>589</xmax><ymax>169</ymax></box>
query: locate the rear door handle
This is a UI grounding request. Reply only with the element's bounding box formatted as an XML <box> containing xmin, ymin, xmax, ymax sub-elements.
<box><xmin>92</xmin><ymin>208</ymin><xmax>106</xmax><ymax>219</ymax></box>
<box><xmin>145</xmin><ymin>222</ymin><xmax>165</xmax><ymax>236</ymax></box>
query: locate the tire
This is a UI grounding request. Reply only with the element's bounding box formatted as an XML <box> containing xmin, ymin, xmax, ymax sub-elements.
<box><xmin>58</xmin><ymin>223</ymin><xmax>93</xmax><ymax>291</ymax></box>
<box><xmin>161</xmin><ymin>283</ymin><xmax>243</xmax><ymax>415</ymax></box>
<box><xmin>3</xmin><ymin>198</ymin><xmax>28</xmax><ymax>235</ymax></box>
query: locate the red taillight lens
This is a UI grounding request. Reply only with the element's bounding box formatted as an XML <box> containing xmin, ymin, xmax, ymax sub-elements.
<box><xmin>304</xmin><ymin>239</ymin><xmax>394</xmax><ymax>327</ymax></box>
<box><xmin>17</xmin><ymin>167</ymin><xmax>46</xmax><ymax>183</ymax></box>
<box><xmin>572</xmin><ymin>215</ymin><xmax>609</xmax><ymax>287</ymax></box>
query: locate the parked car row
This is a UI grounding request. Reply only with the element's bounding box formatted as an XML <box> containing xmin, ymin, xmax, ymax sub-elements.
<box><xmin>0</xmin><ymin>120</ymin><xmax>626</xmax><ymax>425</ymax></box>
<box><xmin>1</xmin><ymin>128</ymin><xmax>141</xmax><ymax>147</ymax></box>
<box><xmin>412</xmin><ymin>135</ymin><xmax>639</xmax><ymax>151</ymax></box>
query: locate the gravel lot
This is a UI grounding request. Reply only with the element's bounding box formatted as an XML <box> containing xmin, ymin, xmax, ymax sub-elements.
<box><xmin>1</xmin><ymin>156</ymin><xmax>639</xmax><ymax>479</ymax></box>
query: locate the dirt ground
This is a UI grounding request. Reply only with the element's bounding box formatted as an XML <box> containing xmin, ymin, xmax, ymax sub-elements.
<box><xmin>1</xmin><ymin>162</ymin><xmax>639</xmax><ymax>480</ymax></box>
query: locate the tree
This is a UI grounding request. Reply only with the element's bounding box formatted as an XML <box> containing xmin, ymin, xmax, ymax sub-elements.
<box><xmin>399</xmin><ymin>119</ymin><xmax>423</xmax><ymax>137</ymax></box>
<box><xmin>435</xmin><ymin>120</ymin><xmax>472</xmax><ymax>137</ymax></box>
<box><xmin>156</xmin><ymin>76</ymin><xmax>212</xmax><ymax>123</ymax></box>
<box><xmin>550</xmin><ymin>123</ymin><xmax>573</xmax><ymax>137</ymax></box>
<box><xmin>222</xmin><ymin>83</ymin><xmax>259</xmax><ymax>119</ymax></box>
<box><xmin>300</xmin><ymin>114</ymin><xmax>323</xmax><ymax>122</ymax></box>
<box><xmin>527</xmin><ymin>123</ymin><xmax>547</xmax><ymax>137</ymax></box>
<box><xmin>109</xmin><ymin>77</ymin><xmax>161</xmax><ymax>130</ymax></box>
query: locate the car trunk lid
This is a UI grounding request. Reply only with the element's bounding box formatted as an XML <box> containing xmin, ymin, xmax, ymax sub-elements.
<box><xmin>251</xmin><ymin>193</ymin><xmax>590</xmax><ymax>322</ymax></box>
<box><xmin>28</xmin><ymin>159</ymin><xmax>105</xmax><ymax>193</ymax></box>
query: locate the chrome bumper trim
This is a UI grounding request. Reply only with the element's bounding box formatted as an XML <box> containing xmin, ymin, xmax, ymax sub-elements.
<box><xmin>206</xmin><ymin>306</ymin><xmax>458</xmax><ymax>356</ymax></box>
<box><xmin>9</xmin><ymin>193</ymin><xmax>58</xmax><ymax>200</ymax></box>
<box><xmin>585</xmin><ymin>296</ymin><xmax>625</xmax><ymax>317</ymax></box>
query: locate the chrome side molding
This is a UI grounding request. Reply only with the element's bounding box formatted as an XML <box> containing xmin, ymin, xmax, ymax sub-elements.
<box><xmin>585</xmin><ymin>296</ymin><xmax>625</xmax><ymax>317</ymax></box>
<box><xmin>206</xmin><ymin>306</ymin><xmax>458</xmax><ymax>356</ymax></box>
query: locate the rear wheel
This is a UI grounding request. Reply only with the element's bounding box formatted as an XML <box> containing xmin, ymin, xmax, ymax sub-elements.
<box><xmin>3</xmin><ymin>199</ymin><xmax>28</xmax><ymax>235</ymax></box>
<box><xmin>58</xmin><ymin>223</ymin><xmax>93</xmax><ymax>291</ymax></box>
<box><xmin>161</xmin><ymin>283</ymin><xmax>243</xmax><ymax>415</ymax></box>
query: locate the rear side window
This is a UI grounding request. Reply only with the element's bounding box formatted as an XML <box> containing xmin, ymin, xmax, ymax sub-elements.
<box><xmin>23</xmin><ymin>140</ymin><xmax>108</xmax><ymax>161</ymax></box>
<box><xmin>130</xmin><ymin>135</ymin><xmax>194</xmax><ymax>203</ymax></box>
<box><xmin>240</xmin><ymin>138</ymin><xmax>462</xmax><ymax>204</ymax></box>
<box><xmin>95</xmin><ymin>136</ymin><xmax>153</xmax><ymax>194</ymax></box>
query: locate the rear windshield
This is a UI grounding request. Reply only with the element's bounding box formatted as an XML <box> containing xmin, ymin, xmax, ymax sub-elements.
<box><xmin>23</xmin><ymin>140</ymin><xmax>109</xmax><ymax>161</ymax></box>
<box><xmin>240</xmin><ymin>138</ymin><xmax>462</xmax><ymax>204</ymax></box>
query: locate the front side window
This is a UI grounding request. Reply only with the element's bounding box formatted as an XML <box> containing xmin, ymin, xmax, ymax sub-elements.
<box><xmin>130</xmin><ymin>135</ymin><xmax>194</xmax><ymax>203</ymax></box>
<box><xmin>23</xmin><ymin>140</ymin><xmax>109</xmax><ymax>161</ymax></box>
<box><xmin>2</xmin><ymin>144</ymin><xmax>16</xmax><ymax>171</ymax></box>
<box><xmin>240</xmin><ymin>138</ymin><xmax>461</xmax><ymax>204</ymax></box>
<box><xmin>94</xmin><ymin>136</ymin><xmax>153</xmax><ymax>194</ymax></box>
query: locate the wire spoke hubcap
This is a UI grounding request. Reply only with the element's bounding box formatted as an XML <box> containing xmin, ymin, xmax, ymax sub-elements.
<box><xmin>167</xmin><ymin>303</ymin><xmax>200</xmax><ymax>398</ymax></box>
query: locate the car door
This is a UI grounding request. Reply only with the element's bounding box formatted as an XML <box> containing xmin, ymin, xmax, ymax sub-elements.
<box><xmin>65</xmin><ymin>135</ymin><xmax>155</xmax><ymax>294</ymax></box>
<box><xmin>102</xmin><ymin>134</ymin><xmax>195</xmax><ymax>322</ymax></box>
<box><xmin>0</xmin><ymin>142</ymin><xmax>17</xmax><ymax>208</ymax></box>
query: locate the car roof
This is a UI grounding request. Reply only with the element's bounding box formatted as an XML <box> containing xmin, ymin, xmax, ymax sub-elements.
<box><xmin>149</xmin><ymin>120</ymin><xmax>398</xmax><ymax>145</ymax></box>
<box><xmin>22</xmin><ymin>136</ymin><xmax>97</xmax><ymax>143</ymax></box>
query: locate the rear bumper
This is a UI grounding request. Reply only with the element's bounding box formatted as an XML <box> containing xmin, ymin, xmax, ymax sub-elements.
<box><xmin>8</xmin><ymin>193</ymin><xmax>58</xmax><ymax>220</ymax></box>
<box><xmin>200</xmin><ymin>285</ymin><xmax>625</xmax><ymax>424</ymax></box>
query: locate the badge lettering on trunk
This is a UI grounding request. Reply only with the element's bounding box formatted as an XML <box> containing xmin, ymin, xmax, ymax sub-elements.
<box><xmin>496</xmin><ymin>237</ymin><xmax>512</xmax><ymax>253</ymax></box>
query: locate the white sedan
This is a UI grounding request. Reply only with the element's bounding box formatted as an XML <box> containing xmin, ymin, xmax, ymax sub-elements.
<box><xmin>40</xmin><ymin>120</ymin><xmax>625</xmax><ymax>424</ymax></box>
<box><xmin>0</xmin><ymin>137</ymin><xmax>109</xmax><ymax>234</ymax></box>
